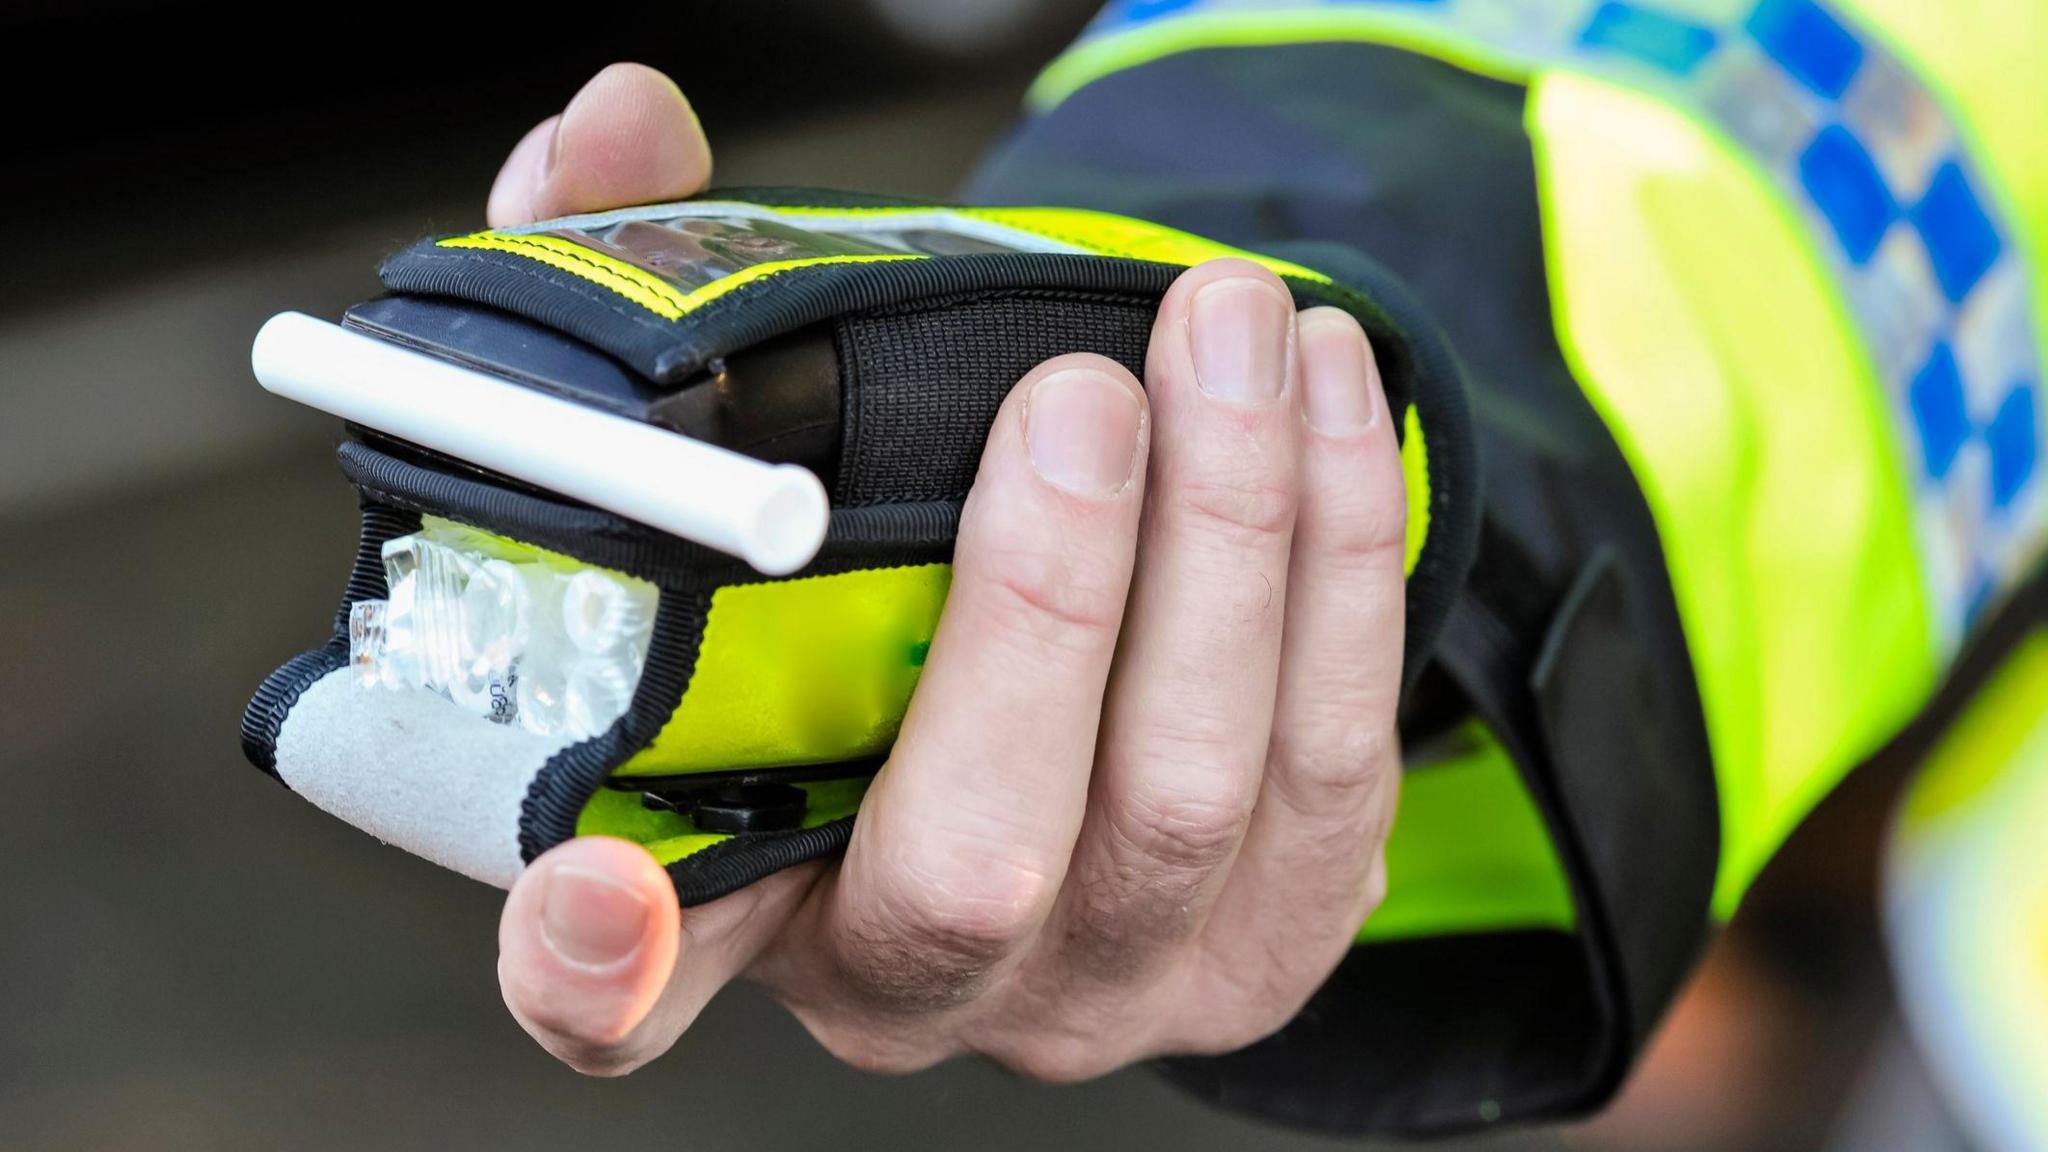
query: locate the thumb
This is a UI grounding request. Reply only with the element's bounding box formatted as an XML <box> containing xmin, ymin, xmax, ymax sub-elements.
<box><xmin>487</xmin><ymin>62</ymin><xmax>713</xmax><ymax>227</ymax></box>
<box><xmin>497</xmin><ymin>836</ymin><xmax>681</xmax><ymax>1074</ymax></box>
<box><xmin>498</xmin><ymin>835</ymin><xmax>817</xmax><ymax>1076</ymax></box>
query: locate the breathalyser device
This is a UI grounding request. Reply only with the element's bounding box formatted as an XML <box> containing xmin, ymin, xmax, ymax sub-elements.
<box><xmin>242</xmin><ymin>189</ymin><xmax>1476</xmax><ymax>904</ymax></box>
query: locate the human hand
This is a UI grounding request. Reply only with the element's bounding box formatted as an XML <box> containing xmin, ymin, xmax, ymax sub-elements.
<box><xmin>489</xmin><ymin>63</ymin><xmax>1407</xmax><ymax>1081</ymax></box>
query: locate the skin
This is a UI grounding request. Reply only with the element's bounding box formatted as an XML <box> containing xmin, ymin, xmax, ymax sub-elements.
<box><xmin>488</xmin><ymin>62</ymin><xmax>1407</xmax><ymax>1081</ymax></box>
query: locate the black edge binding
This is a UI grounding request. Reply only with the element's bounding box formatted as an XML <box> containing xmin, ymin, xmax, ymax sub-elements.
<box><xmin>240</xmin><ymin>502</ymin><xmax>423</xmax><ymax>779</ymax></box>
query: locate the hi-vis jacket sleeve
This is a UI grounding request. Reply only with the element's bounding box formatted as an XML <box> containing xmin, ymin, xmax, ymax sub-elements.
<box><xmin>966</xmin><ymin>0</ymin><xmax>2048</xmax><ymax>1135</ymax></box>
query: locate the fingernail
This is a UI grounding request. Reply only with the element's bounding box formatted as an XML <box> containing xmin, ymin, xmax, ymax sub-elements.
<box><xmin>550</xmin><ymin>73</ymin><xmax>603</xmax><ymax>178</ymax></box>
<box><xmin>1299</xmin><ymin>311</ymin><xmax>1382</xmax><ymax>434</ymax></box>
<box><xmin>1025</xmin><ymin>368</ymin><xmax>1144</xmax><ymax>498</ymax></box>
<box><xmin>540</xmin><ymin>864</ymin><xmax>650</xmax><ymax>968</ymax></box>
<box><xmin>544</xmin><ymin>115</ymin><xmax>565</xmax><ymax>177</ymax></box>
<box><xmin>1188</xmin><ymin>276</ymin><xmax>1292</xmax><ymax>403</ymax></box>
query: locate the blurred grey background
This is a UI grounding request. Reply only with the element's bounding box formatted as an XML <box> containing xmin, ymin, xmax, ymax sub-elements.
<box><xmin>0</xmin><ymin>3</ymin><xmax>1968</xmax><ymax>1149</ymax></box>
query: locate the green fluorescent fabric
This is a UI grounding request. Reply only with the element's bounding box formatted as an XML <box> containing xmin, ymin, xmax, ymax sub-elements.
<box><xmin>1359</xmin><ymin>724</ymin><xmax>1576</xmax><ymax>943</ymax></box>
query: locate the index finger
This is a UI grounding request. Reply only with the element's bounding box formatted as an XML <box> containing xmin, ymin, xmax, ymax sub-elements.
<box><xmin>786</xmin><ymin>354</ymin><xmax>1150</xmax><ymax>1013</ymax></box>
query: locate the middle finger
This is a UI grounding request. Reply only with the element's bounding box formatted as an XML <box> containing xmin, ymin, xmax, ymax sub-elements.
<box><xmin>1046</xmin><ymin>258</ymin><xmax>1303</xmax><ymax>982</ymax></box>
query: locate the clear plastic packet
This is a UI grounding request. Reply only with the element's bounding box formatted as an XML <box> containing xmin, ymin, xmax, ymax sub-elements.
<box><xmin>348</xmin><ymin>518</ymin><xmax>657</xmax><ymax>740</ymax></box>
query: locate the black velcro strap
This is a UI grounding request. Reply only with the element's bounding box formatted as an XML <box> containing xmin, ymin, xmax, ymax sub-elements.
<box><xmin>835</xmin><ymin>288</ymin><xmax>1155</xmax><ymax>505</ymax></box>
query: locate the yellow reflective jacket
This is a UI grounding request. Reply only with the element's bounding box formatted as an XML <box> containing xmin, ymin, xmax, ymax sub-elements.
<box><xmin>965</xmin><ymin>0</ymin><xmax>2047</xmax><ymax>1133</ymax></box>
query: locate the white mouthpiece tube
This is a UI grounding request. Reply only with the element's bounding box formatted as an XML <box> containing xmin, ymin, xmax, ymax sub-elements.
<box><xmin>251</xmin><ymin>311</ymin><xmax>829</xmax><ymax>575</ymax></box>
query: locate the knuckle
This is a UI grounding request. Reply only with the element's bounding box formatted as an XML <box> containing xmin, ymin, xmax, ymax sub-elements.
<box><xmin>1303</xmin><ymin>440</ymin><xmax>1409</xmax><ymax>568</ymax></box>
<box><xmin>1059</xmin><ymin>865</ymin><xmax>1198</xmax><ymax>973</ymax></box>
<box><xmin>1106</xmin><ymin>781</ymin><xmax>1254</xmax><ymax>875</ymax></box>
<box><xmin>1056</xmin><ymin>777</ymin><xmax>1254</xmax><ymax>975</ymax></box>
<box><xmin>893</xmin><ymin>888</ymin><xmax>1041</xmax><ymax>961</ymax></box>
<box><xmin>838</xmin><ymin>866</ymin><xmax>1049</xmax><ymax>1010</ymax></box>
<box><xmin>1267</xmin><ymin>723</ymin><xmax>1397</xmax><ymax>812</ymax></box>
<box><xmin>1175</xmin><ymin>471</ymin><xmax>1299</xmax><ymax>547</ymax></box>
<box><xmin>974</xmin><ymin>544</ymin><xmax>1127</xmax><ymax>654</ymax></box>
<box><xmin>1318</xmin><ymin>481</ymin><xmax>1417</xmax><ymax>569</ymax></box>
<box><xmin>1324</xmin><ymin>493</ymin><xmax>1408</xmax><ymax>567</ymax></box>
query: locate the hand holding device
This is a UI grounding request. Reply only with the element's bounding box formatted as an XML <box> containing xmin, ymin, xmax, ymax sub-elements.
<box><xmin>245</xmin><ymin>63</ymin><xmax>1455</xmax><ymax>1093</ymax></box>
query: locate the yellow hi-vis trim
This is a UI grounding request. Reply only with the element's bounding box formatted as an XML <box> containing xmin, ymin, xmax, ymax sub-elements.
<box><xmin>444</xmin><ymin>205</ymin><xmax>1336</xmax><ymax>324</ymax></box>
<box><xmin>1529</xmin><ymin>73</ymin><xmax>1937</xmax><ymax>916</ymax></box>
<box><xmin>1028</xmin><ymin>8</ymin><xmax>1533</xmax><ymax>112</ymax></box>
<box><xmin>957</xmin><ymin>206</ymin><xmax>1333</xmax><ymax>285</ymax></box>
<box><xmin>1401</xmin><ymin>404</ymin><xmax>1429</xmax><ymax>577</ymax></box>
<box><xmin>617</xmin><ymin>564</ymin><xmax>954</xmax><ymax>776</ymax></box>
<box><xmin>436</xmin><ymin>232</ymin><xmax>918</xmax><ymax>322</ymax></box>
<box><xmin>743</xmin><ymin>203</ymin><xmax>1339</xmax><ymax>285</ymax></box>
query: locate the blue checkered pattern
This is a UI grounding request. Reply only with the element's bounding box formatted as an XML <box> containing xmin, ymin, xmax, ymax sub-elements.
<box><xmin>1070</xmin><ymin>0</ymin><xmax>2046</xmax><ymax>650</ymax></box>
